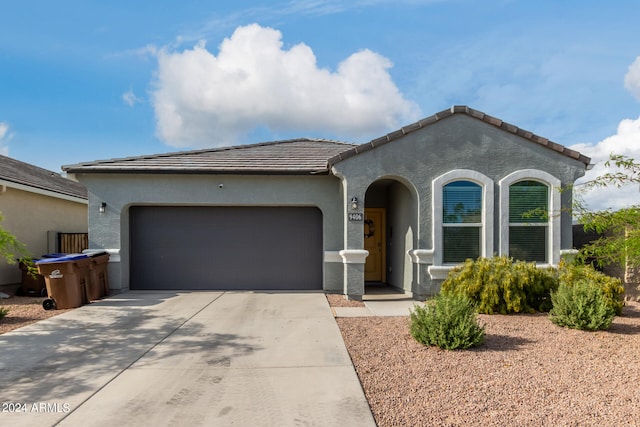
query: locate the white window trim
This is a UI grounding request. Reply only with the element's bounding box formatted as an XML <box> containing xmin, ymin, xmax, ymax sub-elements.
<box><xmin>499</xmin><ymin>170</ymin><xmax>561</xmax><ymax>266</ymax></box>
<box><xmin>430</xmin><ymin>170</ymin><xmax>494</xmax><ymax>278</ymax></box>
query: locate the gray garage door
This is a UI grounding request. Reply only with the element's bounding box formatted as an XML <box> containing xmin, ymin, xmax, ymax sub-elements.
<box><xmin>129</xmin><ymin>206</ymin><xmax>323</xmax><ymax>290</ymax></box>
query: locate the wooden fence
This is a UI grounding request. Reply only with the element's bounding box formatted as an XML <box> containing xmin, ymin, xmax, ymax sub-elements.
<box><xmin>58</xmin><ymin>233</ymin><xmax>89</xmax><ymax>253</ymax></box>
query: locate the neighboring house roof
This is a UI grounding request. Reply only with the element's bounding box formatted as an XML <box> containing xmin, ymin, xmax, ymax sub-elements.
<box><xmin>1</xmin><ymin>154</ymin><xmax>88</xmax><ymax>201</ymax></box>
<box><xmin>62</xmin><ymin>106</ymin><xmax>591</xmax><ymax>175</ymax></box>
<box><xmin>328</xmin><ymin>105</ymin><xmax>592</xmax><ymax>167</ymax></box>
<box><xmin>63</xmin><ymin>139</ymin><xmax>357</xmax><ymax>175</ymax></box>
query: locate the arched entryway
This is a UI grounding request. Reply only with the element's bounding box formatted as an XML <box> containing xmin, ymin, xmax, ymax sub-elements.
<box><xmin>364</xmin><ymin>178</ymin><xmax>417</xmax><ymax>294</ymax></box>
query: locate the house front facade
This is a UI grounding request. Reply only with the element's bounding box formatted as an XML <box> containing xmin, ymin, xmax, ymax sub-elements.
<box><xmin>63</xmin><ymin>106</ymin><xmax>590</xmax><ymax>300</ymax></box>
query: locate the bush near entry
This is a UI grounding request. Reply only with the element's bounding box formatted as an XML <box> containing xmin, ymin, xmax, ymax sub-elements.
<box><xmin>410</xmin><ymin>293</ymin><xmax>485</xmax><ymax>350</ymax></box>
<box><xmin>557</xmin><ymin>262</ymin><xmax>625</xmax><ymax>316</ymax></box>
<box><xmin>440</xmin><ymin>257</ymin><xmax>624</xmax><ymax>317</ymax></box>
<box><xmin>441</xmin><ymin>256</ymin><xmax>558</xmax><ymax>314</ymax></box>
<box><xmin>549</xmin><ymin>280</ymin><xmax>616</xmax><ymax>331</ymax></box>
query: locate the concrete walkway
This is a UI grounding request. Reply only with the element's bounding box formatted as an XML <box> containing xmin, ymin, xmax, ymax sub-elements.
<box><xmin>332</xmin><ymin>288</ymin><xmax>425</xmax><ymax>318</ymax></box>
<box><xmin>0</xmin><ymin>291</ymin><xmax>375</xmax><ymax>427</ymax></box>
<box><xmin>332</xmin><ymin>299</ymin><xmax>422</xmax><ymax>317</ymax></box>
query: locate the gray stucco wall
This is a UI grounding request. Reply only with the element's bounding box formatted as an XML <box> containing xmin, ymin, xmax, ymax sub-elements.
<box><xmin>75</xmin><ymin>173</ymin><xmax>344</xmax><ymax>291</ymax></box>
<box><xmin>73</xmin><ymin>113</ymin><xmax>587</xmax><ymax>298</ymax></box>
<box><xmin>331</xmin><ymin>114</ymin><xmax>587</xmax><ymax>297</ymax></box>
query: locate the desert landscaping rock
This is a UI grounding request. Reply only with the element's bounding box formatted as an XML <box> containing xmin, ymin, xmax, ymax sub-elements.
<box><xmin>0</xmin><ymin>294</ymin><xmax>72</xmax><ymax>335</ymax></box>
<box><xmin>335</xmin><ymin>301</ymin><xmax>640</xmax><ymax>427</ymax></box>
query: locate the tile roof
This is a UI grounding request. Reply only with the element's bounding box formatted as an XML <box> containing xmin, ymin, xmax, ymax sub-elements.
<box><xmin>328</xmin><ymin>105</ymin><xmax>592</xmax><ymax>167</ymax></box>
<box><xmin>62</xmin><ymin>106</ymin><xmax>590</xmax><ymax>176</ymax></box>
<box><xmin>63</xmin><ymin>139</ymin><xmax>357</xmax><ymax>175</ymax></box>
<box><xmin>1</xmin><ymin>155</ymin><xmax>88</xmax><ymax>200</ymax></box>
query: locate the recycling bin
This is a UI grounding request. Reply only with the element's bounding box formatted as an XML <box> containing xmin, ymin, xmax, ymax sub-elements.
<box><xmin>36</xmin><ymin>254</ymin><xmax>91</xmax><ymax>310</ymax></box>
<box><xmin>85</xmin><ymin>251</ymin><xmax>110</xmax><ymax>300</ymax></box>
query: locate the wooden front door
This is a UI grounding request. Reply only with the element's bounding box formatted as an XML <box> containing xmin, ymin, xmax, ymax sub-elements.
<box><xmin>364</xmin><ymin>208</ymin><xmax>385</xmax><ymax>282</ymax></box>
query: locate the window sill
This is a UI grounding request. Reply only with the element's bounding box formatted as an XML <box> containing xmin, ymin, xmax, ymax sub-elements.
<box><xmin>427</xmin><ymin>265</ymin><xmax>455</xmax><ymax>280</ymax></box>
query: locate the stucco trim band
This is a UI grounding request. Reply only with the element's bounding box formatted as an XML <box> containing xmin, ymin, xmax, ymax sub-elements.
<box><xmin>339</xmin><ymin>249</ymin><xmax>369</xmax><ymax>264</ymax></box>
<box><xmin>408</xmin><ymin>249</ymin><xmax>434</xmax><ymax>264</ymax></box>
<box><xmin>324</xmin><ymin>251</ymin><xmax>343</xmax><ymax>263</ymax></box>
<box><xmin>427</xmin><ymin>265</ymin><xmax>454</xmax><ymax>280</ymax></box>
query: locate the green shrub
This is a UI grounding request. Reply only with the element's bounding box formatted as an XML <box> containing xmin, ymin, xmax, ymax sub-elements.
<box><xmin>518</xmin><ymin>262</ymin><xmax>558</xmax><ymax>313</ymax></box>
<box><xmin>0</xmin><ymin>307</ymin><xmax>8</xmax><ymax>321</ymax></box>
<box><xmin>409</xmin><ymin>293</ymin><xmax>485</xmax><ymax>350</ymax></box>
<box><xmin>441</xmin><ymin>256</ymin><xmax>557</xmax><ymax>314</ymax></box>
<box><xmin>549</xmin><ymin>280</ymin><xmax>616</xmax><ymax>330</ymax></box>
<box><xmin>557</xmin><ymin>262</ymin><xmax>625</xmax><ymax>315</ymax></box>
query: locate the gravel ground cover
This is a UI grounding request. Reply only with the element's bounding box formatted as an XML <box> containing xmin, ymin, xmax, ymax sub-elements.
<box><xmin>0</xmin><ymin>292</ymin><xmax>71</xmax><ymax>335</ymax></box>
<box><xmin>332</xmin><ymin>298</ymin><xmax>640</xmax><ymax>427</ymax></box>
<box><xmin>326</xmin><ymin>293</ymin><xmax>366</xmax><ymax>307</ymax></box>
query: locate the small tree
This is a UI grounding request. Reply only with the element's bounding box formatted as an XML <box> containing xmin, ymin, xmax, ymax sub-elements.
<box><xmin>574</xmin><ymin>155</ymin><xmax>640</xmax><ymax>271</ymax></box>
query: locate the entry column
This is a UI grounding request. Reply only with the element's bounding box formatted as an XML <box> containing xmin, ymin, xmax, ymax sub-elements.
<box><xmin>340</xmin><ymin>249</ymin><xmax>369</xmax><ymax>300</ymax></box>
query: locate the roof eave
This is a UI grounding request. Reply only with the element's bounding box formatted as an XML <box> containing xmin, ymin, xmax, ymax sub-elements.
<box><xmin>0</xmin><ymin>178</ymin><xmax>88</xmax><ymax>203</ymax></box>
<box><xmin>62</xmin><ymin>167</ymin><xmax>332</xmax><ymax>176</ymax></box>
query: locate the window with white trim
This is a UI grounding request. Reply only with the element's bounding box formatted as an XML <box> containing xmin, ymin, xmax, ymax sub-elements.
<box><xmin>430</xmin><ymin>170</ymin><xmax>493</xmax><ymax>278</ymax></box>
<box><xmin>499</xmin><ymin>170</ymin><xmax>561</xmax><ymax>266</ymax></box>
<box><xmin>442</xmin><ymin>180</ymin><xmax>482</xmax><ymax>263</ymax></box>
<box><xmin>508</xmin><ymin>180</ymin><xmax>548</xmax><ymax>262</ymax></box>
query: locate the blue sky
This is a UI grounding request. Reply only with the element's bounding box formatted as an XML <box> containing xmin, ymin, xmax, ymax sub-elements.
<box><xmin>1</xmin><ymin>0</ymin><xmax>639</xmax><ymax>210</ymax></box>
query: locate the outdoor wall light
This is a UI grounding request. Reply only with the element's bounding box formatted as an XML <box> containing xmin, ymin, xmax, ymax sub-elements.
<box><xmin>99</xmin><ymin>202</ymin><xmax>107</xmax><ymax>213</ymax></box>
<box><xmin>350</xmin><ymin>196</ymin><xmax>359</xmax><ymax>210</ymax></box>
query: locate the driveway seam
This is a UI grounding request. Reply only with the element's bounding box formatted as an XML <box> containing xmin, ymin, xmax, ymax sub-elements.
<box><xmin>54</xmin><ymin>291</ymin><xmax>227</xmax><ymax>426</ymax></box>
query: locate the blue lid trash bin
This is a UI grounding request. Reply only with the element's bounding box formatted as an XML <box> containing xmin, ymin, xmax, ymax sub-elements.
<box><xmin>36</xmin><ymin>254</ymin><xmax>91</xmax><ymax>310</ymax></box>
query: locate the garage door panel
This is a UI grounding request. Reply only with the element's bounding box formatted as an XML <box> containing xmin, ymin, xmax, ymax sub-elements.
<box><xmin>130</xmin><ymin>206</ymin><xmax>322</xmax><ymax>290</ymax></box>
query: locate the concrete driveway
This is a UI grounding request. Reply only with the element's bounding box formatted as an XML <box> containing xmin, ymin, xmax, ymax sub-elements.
<box><xmin>0</xmin><ymin>291</ymin><xmax>376</xmax><ymax>426</ymax></box>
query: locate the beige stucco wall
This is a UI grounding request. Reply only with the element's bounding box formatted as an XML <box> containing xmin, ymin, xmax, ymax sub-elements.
<box><xmin>0</xmin><ymin>187</ymin><xmax>88</xmax><ymax>285</ymax></box>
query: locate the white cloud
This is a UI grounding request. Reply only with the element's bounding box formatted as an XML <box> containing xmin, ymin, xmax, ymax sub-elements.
<box><xmin>624</xmin><ymin>56</ymin><xmax>640</xmax><ymax>100</ymax></box>
<box><xmin>152</xmin><ymin>24</ymin><xmax>420</xmax><ymax>147</ymax></box>
<box><xmin>0</xmin><ymin>122</ymin><xmax>10</xmax><ymax>156</ymax></box>
<box><xmin>571</xmin><ymin>116</ymin><xmax>640</xmax><ymax>211</ymax></box>
<box><xmin>122</xmin><ymin>89</ymin><xmax>143</xmax><ymax>107</ymax></box>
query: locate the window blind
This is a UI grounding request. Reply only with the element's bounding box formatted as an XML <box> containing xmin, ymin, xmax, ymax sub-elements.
<box><xmin>509</xmin><ymin>180</ymin><xmax>549</xmax><ymax>262</ymax></box>
<box><xmin>443</xmin><ymin>181</ymin><xmax>482</xmax><ymax>224</ymax></box>
<box><xmin>509</xmin><ymin>226</ymin><xmax>547</xmax><ymax>262</ymax></box>
<box><xmin>509</xmin><ymin>181</ymin><xmax>548</xmax><ymax>223</ymax></box>
<box><xmin>443</xmin><ymin>180</ymin><xmax>482</xmax><ymax>263</ymax></box>
<box><xmin>444</xmin><ymin>227</ymin><xmax>480</xmax><ymax>263</ymax></box>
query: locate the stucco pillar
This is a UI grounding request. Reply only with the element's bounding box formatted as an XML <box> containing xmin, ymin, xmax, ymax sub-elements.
<box><xmin>340</xmin><ymin>249</ymin><xmax>368</xmax><ymax>300</ymax></box>
<box><xmin>340</xmin><ymin>179</ymin><xmax>368</xmax><ymax>300</ymax></box>
<box><xmin>408</xmin><ymin>249</ymin><xmax>440</xmax><ymax>299</ymax></box>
